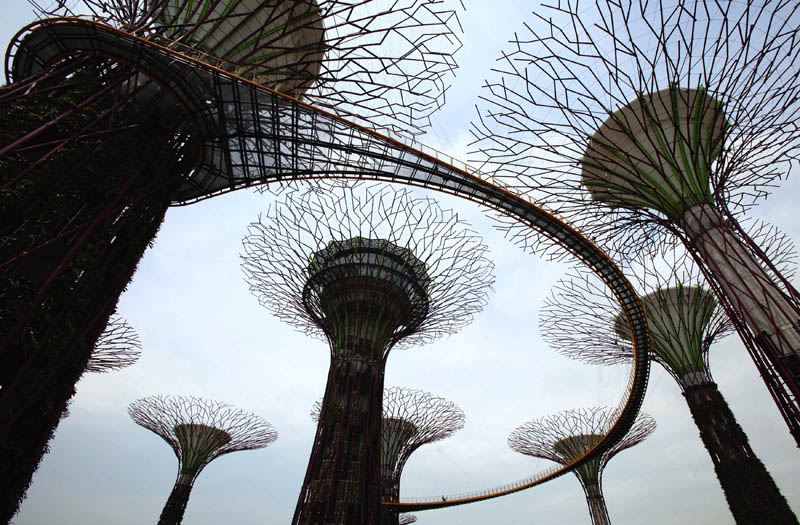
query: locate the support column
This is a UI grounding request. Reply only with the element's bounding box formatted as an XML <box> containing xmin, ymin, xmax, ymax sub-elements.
<box><xmin>683</xmin><ymin>382</ymin><xmax>797</xmax><ymax>524</ymax></box>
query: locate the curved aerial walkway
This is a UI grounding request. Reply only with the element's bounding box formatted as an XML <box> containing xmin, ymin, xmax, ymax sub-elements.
<box><xmin>6</xmin><ymin>17</ymin><xmax>651</xmax><ymax>512</ymax></box>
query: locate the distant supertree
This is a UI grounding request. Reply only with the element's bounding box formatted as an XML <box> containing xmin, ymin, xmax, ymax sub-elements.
<box><xmin>540</xmin><ymin>253</ymin><xmax>797</xmax><ymax>524</ymax></box>
<box><xmin>311</xmin><ymin>386</ymin><xmax>465</xmax><ymax>525</ymax></box>
<box><xmin>470</xmin><ymin>0</ymin><xmax>800</xmax><ymax>444</ymax></box>
<box><xmin>59</xmin><ymin>315</ymin><xmax>142</xmax><ymax>421</ymax></box>
<box><xmin>1</xmin><ymin>1</ymin><xmax>465</xmax><ymax>516</ymax></box>
<box><xmin>86</xmin><ymin>315</ymin><xmax>142</xmax><ymax>373</ymax></box>
<box><xmin>509</xmin><ymin>408</ymin><xmax>655</xmax><ymax>525</ymax></box>
<box><xmin>242</xmin><ymin>183</ymin><xmax>492</xmax><ymax>523</ymax></box>
<box><xmin>128</xmin><ymin>396</ymin><xmax>277</xmax><ymax>525</ymax></box>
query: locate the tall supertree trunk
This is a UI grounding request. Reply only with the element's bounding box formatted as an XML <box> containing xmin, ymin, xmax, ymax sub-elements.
<box><xmin>581</xmin><ymin>483</ymin><xmax>610</xmax><ymax>525</ymax></box>
<box><xmin>683</xmin><ymin>382</ymin><xmax>797</xmax><ymax>524</ymax></box>
<box><xmin>380</xmin><ymin>476</ymin><xmax>401</xmax><ymax>525</ymax></box>
<box><xmin>0</xmin><ymin>60</ymin><xmax>191</xmax><ymax>521</ymax></box>
<box><xmin>158</xmin><ymin>473</ymin><xmax>196</xmax><ymax>525</ymax></box>
<box><xmin>293</xmin><ymin>351</ymin><xmax>385</xmax><ymax>524</ymax></box>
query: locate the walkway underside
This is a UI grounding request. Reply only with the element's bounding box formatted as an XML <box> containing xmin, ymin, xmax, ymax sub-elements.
<box><xmin>7</xmin><ymin>17</ymin><xmax>652</xmax><ymax>511</ymax></box>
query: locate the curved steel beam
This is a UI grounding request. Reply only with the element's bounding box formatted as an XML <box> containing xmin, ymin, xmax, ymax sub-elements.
<box><xmin>7</xmin><ymin>18</ymin><xmax>651</xmax><ymax>511</ymax></box>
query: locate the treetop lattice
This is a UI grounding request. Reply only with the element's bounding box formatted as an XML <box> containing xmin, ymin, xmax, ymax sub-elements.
<box><xmin>539</xmin><ymin>249</ymin><xmax>735</xmax><ymax>382</ymax></box>
<box><xmin>32</xmin><ymin>0</ymin><xmax>466</xmax><ymax>137</ymax></box>
<box><xmin>241</xmin><ymin>182</ymin><xmax>494</xmax><ymax>353</ymax></box>
<box><xmin>128</xmin><ymin>395</ymin><xmax>278</xmax><ymax>473</ymax></box>
<box><xmin>509</xmin><ymin>407</ymin><xmax>655</xmax><ymax>486</ymax></box>
<box><xmin>86</xmin><ymin>314</ymin><xmax>142</xmax><ymax>373</ymax></box>
<box><xmin>469</xmin><ymin>0</ymin><xmax>800</xmax><ymax>258</ymax></box>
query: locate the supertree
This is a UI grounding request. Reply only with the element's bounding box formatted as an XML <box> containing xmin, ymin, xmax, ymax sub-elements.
<box><xmin>86</xmin><ymin>314</ymin><xmax>142</xmax><ymax>373</ymax></box>
<box><xmin>540</xmin><ymin>251</ymin><xmax>797</xmax><ymax>523</ymax></box>
<box><xmin>469</xmin><ymin>0</ymin><xmax>800</xmax><ymax>445</ymax></box>
<box><xmin>0</xmin><ymin>1</ymin><xmax>465</xmax><ymax>516</ymax></box>
<box><xmin>242</xmin><ymin>183</ymin><xmax>492</xmax><ymax>523</ymax></box>
<box><xmin>128</xmin><ymin>395</ymin><xmax>278</xmax><ymax>525</ymax></box>
<box><xmin>311</xmin><ymin>386</ymin><xmax>465</xmax><ymax>525</ymax></box>
<box><xmin>57</xmin><ymin>314</ymin><xmax>142</xmax><ymax>421</ymax></box>
<box><xmin>509</xmin><ymin>408</ymin><xmax>655</xmax><ymax>525</ymax></box>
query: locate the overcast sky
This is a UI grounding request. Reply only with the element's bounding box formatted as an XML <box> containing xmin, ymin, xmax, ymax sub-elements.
<box><xmin>3</xmin><ymin>2</ymin><xmax>800</xmax><ymax>524</ymax></box>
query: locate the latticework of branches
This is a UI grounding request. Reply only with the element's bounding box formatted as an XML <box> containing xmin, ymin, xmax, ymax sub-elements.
<box><xmin>32</xmin><ymin>0</ymin><xmax>465</xmax><ymax>137</ymax></box>
<box><xmin>128</xmin><ymin>395</ymin><xmax>277</xmax><ymax>475</ymax></box>
<box><xmin>469</xmin><ymin>0</ymin><xmax>800</xmax><ymax>259</ymax></box>
<box><xmin>399</xmin><ymin>514</ymin><xmax>417</xmax><ymax>525</ymax></box>
<box><xmin>241</xmin><ymin>183</ymin><xmax>494</xmax><ymax>353</ymax></box>
<box><xmin>740</xmin><ymin>217</ymin><xmax>799</xmax><ymax>292</ymax></box>
<box><xmin>381</xmin><ymin>387</ymin><xmax>464</xmax><ymax>484</ymax></box>
<box><xmin>540</xmin><ymin>249</ymin><xmax>734</xmax><ymax>388</ymax></box>
<box><xmin>311</xmin><ymin>386</ymin><xmax>465</xmax><ymax>481</ymax></box>
<box><xmin>508</xmin><ymin>407</ymin><xmax>655</xmax><ymax>488</ymax></box>
<box><xmin>86</xmin><ymin>314</ymin><xmax>141</xmax><ymax>373</ymax></box>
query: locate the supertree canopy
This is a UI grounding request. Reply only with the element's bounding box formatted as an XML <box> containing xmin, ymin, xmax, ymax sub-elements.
<box><xmin>34</xmin><ymin>0</ymin><xmax>466</xmax><ymax>136</ymax></box>
<box><xmin>509</xmin><ymin>408</ymin><xmax>655</xmax><ymax>525</ymax></box>
<box><xmin>86</xmin><ymin>314</ymin><xmax>142</xmax><ymax>373</ymax></box>
<box><xmin>0</xmin><ymin>1</ymin><xmax>465</xmax><ymax>516</ymax></box>
<box><xmin>470</xmin><ymin>0</ymin><xmax>800</xmax><ymax>447</ymax></box>
<box><xmin>311</xmin><ymin>386</ymin><xmax>465</xmax><ymax>525</ymax></box>
<box><xmin>128</xmin><ymin>395</ymin><xmax>278</xmax><ymax>525</ymax></box>
<box><xmin>242</xmin><ymin>183</ymin><xmax>491</xmax><ymax>524</ymax></box>
<box><xmin>540</xmin><ymin>252</ymin><xmax>797</xmax><ymax>524</ymax></box>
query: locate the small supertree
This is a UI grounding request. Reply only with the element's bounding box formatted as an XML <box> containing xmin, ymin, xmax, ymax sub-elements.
<box><xmin>59</xmin><ymin>315</ymin><xmax>142</xmax><ymax>421</ymax></box>
<box><xmin>509</xmin><ymin>408</ymin><xmax>655</xmax><ymax>525</ymax></box>
<box><xmin>312</xmin><ymin>386</ymin><xmax>465</xmax><ymax>525</ymax></box>
<box><xmin>86</xmin><ymin>314</ymin><xmax>142</xmax><ymax>373</ymax></box>
<box><xmin>470</xmin><ymin>0</ymin><xmax>800</xmax><ymax>444</ymax></box>
<box><xmin>128</xmin><ymin>395</ymin><xmax>277</xmax><ymax>525</ymax></box>
<box><xmin>540</xmin><ymin>253</ymin><xmax>797</xmax><ymax>524</ymax></box>
<box><xmin>242</xmin><ymin>183</ymin><xmax>492</xmax><ymax>524</ymax></box>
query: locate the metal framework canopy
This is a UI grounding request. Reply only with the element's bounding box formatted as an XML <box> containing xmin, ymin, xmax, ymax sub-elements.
<box><xmin>128</xmin><ymin>395</ymin><xmax>278</xmax><ymax>472</ymax></box>
<box><xmin>86</xmin><ymin>314</ymin><xmax>142</xmax><ymax>373</ymax></box>
<box><xmin>540</xmin><ymin>251</ymin><xmax>734</xmax><ymax>387</ymax></box>
<box><xmin>6</xmin><ymin>15</ymin><xmax>652</xmax><ymax>510</ymax></box>
<box><xmin>242</xmin><ymin>183</ymin><xmax>494</xmax><ymax>354</ymax></box>
<box><xmin>509</xmin><ymin>408</ymin><xmax>655</xmax><ymax>485</ymax></box>
<box><xmin>31</xmin><ymin>0</ymin><xmax>466</xmax><ymax>136</ymax></box>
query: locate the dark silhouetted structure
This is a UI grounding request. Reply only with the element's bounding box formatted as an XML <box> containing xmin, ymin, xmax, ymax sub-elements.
<box><xmin>509</xmin><ymin>408</ymin><xmax>655</xmax><ymax>525</ymax></box>
<box><xmin>0</xmin><ymin>1</ymin><xmax>464</xmax><ymax>517</ymax></box>
<box><xmin>243</xmin><ymin>184</ymin><xmax>491</xmax><ymax>523</ymax></box>
<box><xmin>312</xmin><ymin>386</ymin><xmax>465</xmax><ymax>525</ymax></box>
<box><xmin>540</xmin><ymin>254</ymin><xmax>798</xmax><ymax>524</ymax></box>
<box><xmin>128</xmin><ymin>395</ymin><xmax>277</xmax><ymax>525</ymax></box>
<box><xmin>471</xmin><ymin>0</ymin><xmax>800</xmax><ymax>446</ymax></box>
